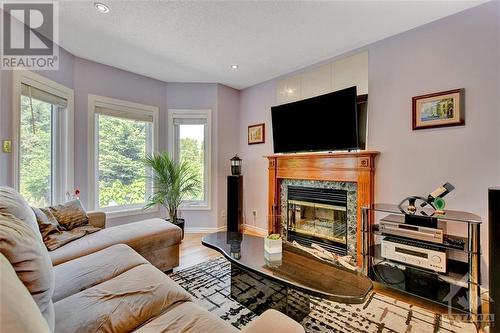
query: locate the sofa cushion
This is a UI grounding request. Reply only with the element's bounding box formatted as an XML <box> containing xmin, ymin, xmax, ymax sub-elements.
<box><xmin>54</xmin><ymin>263</ymin><xmax>192</xmax><ymax>333</ymax></box>
<box><xmin>240</xmin><ymin>309</ymin><xmax>305</xmax><ymax>333</ymax></box>
<box><xmin>53</xmin><ymin>244</ymin><xmax>149</xmax><ymax>302</ymax></box>
<box><xmin>0</xmin><ymin>212</ymin><xmax>55</xmax><ymax>330</ymax></box>
<box><xmin>47</xmin><ymin>199</ymin><xmax>89</xmax><ymax>230</ymax></box>
<box><xmin>0</xmin><ymin>186</ymin><xmax>40</xmax><ymax>235</ymax></box>
<box><xmin>133</xmin><ymin>301</ymin><xmax>237</xmax><ymax>333</ymax></box>
<box><xmin>0</xmin><ymin>254</ymin><xmax>51</xmax><ymax>333</ymax></box>
<box><xmin>50</xmin><ymin>218</ymin><xmax>181</xmax><ymax>266</ymax></box>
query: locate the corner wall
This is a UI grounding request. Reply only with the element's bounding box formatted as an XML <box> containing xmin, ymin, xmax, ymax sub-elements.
<box><xmin>238</xmin><ymin>2</ymin><xmax>500</xmax><ymax>286</ymax></box>
<box><xmin>0</xmin><ymin>53</ymin><xmax>239</xmax><ymax>230</ymax></box>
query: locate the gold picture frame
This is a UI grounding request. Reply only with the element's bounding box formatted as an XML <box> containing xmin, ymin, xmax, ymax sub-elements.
<box><xmin>248</xmin><ymin>123</ymin><xmax>265</xmax><ymax>145</ymax></box>
<box><xmin>412</xmin><ymin>89</ymin><xmax>465</xmax><ymax>130</ymax></box>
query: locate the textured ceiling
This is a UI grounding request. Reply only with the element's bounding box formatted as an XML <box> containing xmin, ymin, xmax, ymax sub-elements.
<box><xmin>58</xmin><ymin>1</ymin><xmax>484</xmax><ymax>89</ymax></box>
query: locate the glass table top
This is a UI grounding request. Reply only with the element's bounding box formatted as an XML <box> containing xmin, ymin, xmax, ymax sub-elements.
<box><xmin>365</xmin><ymin>203</ymin><xmax>482</xmax><ymax>224</ymax></box>
<box><xmin>202</xmin><ymin>231</ymin><xmax>373</xmax><ymax>304</ymax></box>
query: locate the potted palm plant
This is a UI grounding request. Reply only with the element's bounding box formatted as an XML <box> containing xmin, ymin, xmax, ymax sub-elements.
<box><xmin>143</xmin><ymin>152</ymin><xmax>200</xmax><ymax>239</ymax></box>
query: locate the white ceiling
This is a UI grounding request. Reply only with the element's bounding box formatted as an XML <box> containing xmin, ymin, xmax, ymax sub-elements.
<box><xmin>58</xmin><ymin>1</ymin><xmax>485</xmax><ymax>90</ymax></box>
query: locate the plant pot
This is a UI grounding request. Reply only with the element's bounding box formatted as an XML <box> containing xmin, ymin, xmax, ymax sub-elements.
<box><xmin>166</xmin><ymin>218</ymin><xmax>185</xmax><ymax>240</ymax></box>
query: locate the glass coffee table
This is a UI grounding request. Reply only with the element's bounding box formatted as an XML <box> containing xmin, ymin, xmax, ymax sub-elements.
<box><xmin>202</xmin><ymin>231</ymin><xmax>373</xmax><ymax>321</ymax></box>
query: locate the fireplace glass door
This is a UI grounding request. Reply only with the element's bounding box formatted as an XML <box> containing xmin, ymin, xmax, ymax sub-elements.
<box><xmin>286</xmin><ymin>186</ymin><xmax>348</xmax><ymax>254</ymax></box>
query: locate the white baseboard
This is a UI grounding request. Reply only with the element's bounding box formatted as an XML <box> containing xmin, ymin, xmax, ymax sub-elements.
<box><xmin>241</xmin><ymin>224</ymin><xmax>268</xmax><ymax>236</ymax></box>
<box><xmin>184</xmin><ymin>226</ymin><xmax>226</xmax><ymax>234</ymax></box>
<box><xmin>185</xmin><ymin>224</ymin><xmax>268</xmax><ymax>236</ymax></box>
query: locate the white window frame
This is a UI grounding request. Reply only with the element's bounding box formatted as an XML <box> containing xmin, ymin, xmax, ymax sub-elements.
<box><xmin>88</xmin><ymin>94</ymin><xmax>159</xmax><ymax>217</ymax></box>
<box><xmin>12</xmin><ymin>70</ymin><xmax>74</xmax><ymax>204</ymax></box>
<box><xmin>167</xmin><ymin>109</ymin><xmax>211</xmax><ymax>210</ymax></box>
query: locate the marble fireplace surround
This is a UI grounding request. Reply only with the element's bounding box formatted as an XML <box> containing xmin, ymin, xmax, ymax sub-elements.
<box><xmin>280</xmin><ymin>179</ymin><xmax>358</xmax><ymax>257</ymax></box>
<box><xmin>267</xmin><ymin>151</ymin><xmax>379</xmax><ymax>264</ymax></box>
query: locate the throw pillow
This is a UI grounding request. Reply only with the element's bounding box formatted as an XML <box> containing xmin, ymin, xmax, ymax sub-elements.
<box><xmin>0</xmin><ymin>212</ymin><xmax>55</xmax><ymax>331</ymax></box>
<box><xmin>33</xmin><ymin>206</ymin><xmax>101</xmax><ymax>251</ymax></box>
<box><xmin>33</xmin><ymin>206</ymin><xmax>65</xmax><ymax>237</ymax></box>
<box><xmin>48</xmin><ymin>199</ymin><xmax>89</xmax><ymax>230</ymax></box>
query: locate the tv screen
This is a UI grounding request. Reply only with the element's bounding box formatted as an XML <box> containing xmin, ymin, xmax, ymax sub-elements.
<box><xmin>271</xmin><ymin>86</ymin><xmax>359</xmax><ymax>153</ymax></box>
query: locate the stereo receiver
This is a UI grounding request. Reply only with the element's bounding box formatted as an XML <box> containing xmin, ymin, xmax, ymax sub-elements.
<box><xmin>381</xmin><ymin>237</ymin><xmax>446</xmax><ymax>273</ymax></box>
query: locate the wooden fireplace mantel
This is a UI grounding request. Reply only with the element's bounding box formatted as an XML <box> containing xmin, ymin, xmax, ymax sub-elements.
<box><xmin>266</xmin><ymin>150</ymin><xmax>379</xmax><ymax>264</ymax></box>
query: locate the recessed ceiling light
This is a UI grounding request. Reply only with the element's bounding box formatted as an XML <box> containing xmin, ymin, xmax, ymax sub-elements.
<box><xmin>230</xmin><ymin>64</ymin><xmax>239</xmax><ymax>70</ymax></box>
<box><xmin>94</xmin><ymin>2</ymin><xmax>110</xmax><ymax>13</ymax></box>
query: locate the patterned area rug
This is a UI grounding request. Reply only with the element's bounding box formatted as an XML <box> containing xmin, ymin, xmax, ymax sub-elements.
<box><xmin>169</xmin><ymin>257</ymin><xmax>477</xmax><ymax>333</ymax></box>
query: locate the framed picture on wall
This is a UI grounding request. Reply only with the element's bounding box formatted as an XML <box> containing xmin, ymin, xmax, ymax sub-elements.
<box><xmin>248</xmin><ymin>123</ymin><xmax>265</xmax><ymax>145</ymax></box>
<box><xmin>412</xmin><ymin>89</ymin><xmax>465</xmax><ymax>130</ymax></box>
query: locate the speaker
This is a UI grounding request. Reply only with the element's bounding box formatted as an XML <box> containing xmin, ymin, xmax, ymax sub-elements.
<box><xmin>227</xmin><ymin>175</ymin><xmax>243</xmax><ymax>232</ymax></box>
<box><xmin>489</xmin><ymin>187</ymin><xmax>500</xmax><ymax>332</ymax></box>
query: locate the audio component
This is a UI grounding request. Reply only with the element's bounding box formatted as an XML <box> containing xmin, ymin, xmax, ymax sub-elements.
<box><xmin>380</xmin><ymin>214</ymin><xmax>445</xmax><ymax>244</ymax></box>
<box><xmin>489</xmin><ymin>187</ymin><xmax>500</xmax><ymax>333</ymax></box>
<box><xmin>381</xmin><ymin>237</ymin><xmax>446</xmax><ymax>273</ymax></box>
<box><xmin>227</xmin><ymin>175</ymin><xmax>243</xmax><ymax>232</ymax></box>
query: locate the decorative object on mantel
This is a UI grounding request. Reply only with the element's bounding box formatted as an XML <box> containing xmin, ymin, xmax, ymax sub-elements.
<box><xmin>291</xmin><ymin>241</ymin><xmax>358</xmax><ymax>272</ymax></box>
<box><xmin>247</xmin><ymin>123</ymin><xmax>265</xmax><ymax>144</ymax></box>
<box><xmin>398</xmin><ymin>182</ymin><xmax>455</xmax><ymax>215</ymax></box>
<box><xmin>412</xmin><ymin>88</ymin><xmax>464</xmax><ymax>130</ymax></box>
<box><xmin>230</xmin><ymin>154</ymin><xmax>242</xmax><ymax>175</ymax></box>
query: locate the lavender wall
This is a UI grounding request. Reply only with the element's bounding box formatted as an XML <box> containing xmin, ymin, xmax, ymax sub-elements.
<box><xmin>1</xmin><ymin>52</ymin><xmax>238</xmax><ymax>229</ymax></box>
<box><xmin>0</xmin><ymin>47</ymin><xmax>75</xmax><ymax>186</ymax></box>
<box><xmin>239</xmin><ymin>2</ymin><xmax>500</xmax><ymax>285</ymax></box>
<box><xmin>73</xmin><ymin>58</ymin><xmax>168</xmax><ymax>225</ymax></box>
<box><xmin>217</xmin><ymin>85</ymin><xmax>241</xmax><ymax>228</ymax></box>
<box><xmin>239</xmin><ymin>80</ymin><xmax>276</xmax><ymax>230</ymax></box>
<box><xmin>165</xmin><ymin>82</ymin><xmax>219</xmax><ymax>229</ymax></box>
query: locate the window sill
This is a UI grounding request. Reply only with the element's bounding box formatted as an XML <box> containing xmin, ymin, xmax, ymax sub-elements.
<box><xmin>102</xmin><ymin>205</ymin><xmax>159</xmax><ymax>218</ymax></box>
<box><xmin>180</xmin><ymin>204</ymin><xmax>211</xmax><ymax>211</ymax></box>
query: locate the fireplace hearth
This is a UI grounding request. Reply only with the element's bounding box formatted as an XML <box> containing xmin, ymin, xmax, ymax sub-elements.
<box><xmin>287</xmin><ymin>186</ymin><xmax>348</xmax><ymax>255</ymax></box>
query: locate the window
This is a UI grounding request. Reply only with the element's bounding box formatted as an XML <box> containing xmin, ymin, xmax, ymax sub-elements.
<box><xmin>13</xmin><ymin>71</ymin><xmax>74</xmax><ymax>206</ymax></box>
<box><xmin>88</xmin><ymin>95</ymin><xmax>159</xmax><ymax>215</ymax></box>
<box><xmin>168</xmin><ymin>109</ymin><xmax>211</xmax><ymax>209</ymax></box>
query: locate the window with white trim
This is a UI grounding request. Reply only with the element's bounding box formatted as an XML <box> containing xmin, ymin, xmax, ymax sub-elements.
<box><xmin>88</xmin><ymin>95</ymin><xmax>158</xmax><ymax>214</ymax></box>
<box><xmin>13</xmin><ymin>72</ymin><xmax>74</xmax><ymax>206</ymax></box>
<box><xmin>168</xmin><ymin>109</ymin><xmax>211</xmax><ymax>209</ymax></box>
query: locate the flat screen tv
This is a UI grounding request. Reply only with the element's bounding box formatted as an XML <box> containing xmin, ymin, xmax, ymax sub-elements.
<box><xmin>271</xmin><ymin>86</ymin><xmax>359</xmax><ymax>153</ymax></box>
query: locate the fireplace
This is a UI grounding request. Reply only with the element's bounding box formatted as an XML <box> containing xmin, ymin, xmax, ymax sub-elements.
<box><xmin>287</xmin><ymin>186</ymin><xmax>348</xmax><ymax>255</ymax></box>
<box><xmin>267</xmin><ymin>151</ymin><xmax>378</xmax><ymax>265</ymax></box>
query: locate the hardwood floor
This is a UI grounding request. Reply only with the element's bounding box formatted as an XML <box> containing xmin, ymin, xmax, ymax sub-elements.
<box><xmin>175</xmin><ymin>233</ymin><xmax>221</xmax><ymax>272</ymax></box>
<box><xmin>175</xmin><ymin>229</ymin><xmax>268</xmax><ymax>272</ymax></box>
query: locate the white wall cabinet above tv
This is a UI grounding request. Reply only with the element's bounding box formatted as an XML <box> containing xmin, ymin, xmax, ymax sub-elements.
<box><xmin>276</xmin><ymin>51</ymin><xmax>368</xmax><ymax>105</ymax></box>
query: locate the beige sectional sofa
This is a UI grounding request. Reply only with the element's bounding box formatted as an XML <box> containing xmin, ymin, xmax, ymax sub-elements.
<box><xmin>0</xmin><ymin>187</ymin><xmax>305</xmax><ymax>333</ymax></box>
<box><xmin>49</xmin><ymin>214</ymin><xmax>182</xmax><ymax>272</ymax></box>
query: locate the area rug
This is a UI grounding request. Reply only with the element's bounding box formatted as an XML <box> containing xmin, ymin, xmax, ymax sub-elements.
<box><xmin>169</xmin><ymin>257</ymin><xmax>477</xmax><ymax>333</ymax></box>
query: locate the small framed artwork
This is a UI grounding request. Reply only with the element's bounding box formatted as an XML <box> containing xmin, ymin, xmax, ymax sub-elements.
<box><xmin>412</xmin><ymin>88</ymin><xmax>465</xmax><ymax>130</ymax></box>
<box><xmin>248</xmin><ymin>123</ymin><xmax>265</xmax><ymax>145</ymax></box>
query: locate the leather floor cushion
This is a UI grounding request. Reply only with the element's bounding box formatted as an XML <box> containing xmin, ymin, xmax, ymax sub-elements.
<box><xmin>53</xmin><ymin>244</ymin><xmax>149</xmax><ymax>302</ymax></box>
<box><xmin>50</xmin><ymin>219</ymin><xmax>181</xmax><ymax>266</ymax></box>
<box><xmin>134</xmin><ymin>301</ymin><xmax>237</xmax><ymax>333</ymax></box>
<box><xmin>54</xmin><ymin>263</ymin><xmax>192</xmax><ymax>333</ymax></box>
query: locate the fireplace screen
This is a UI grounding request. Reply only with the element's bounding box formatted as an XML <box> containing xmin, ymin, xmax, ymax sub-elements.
<box><xmin>286</xmin><ymin>186</ymin><xmax>348</xmax><ymax>254</ymax></box>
